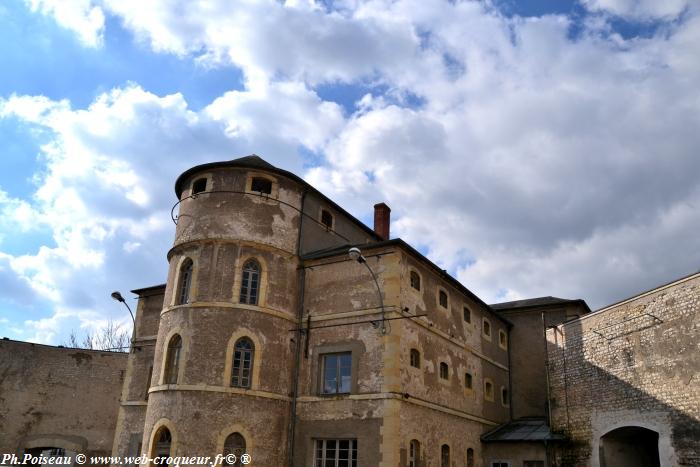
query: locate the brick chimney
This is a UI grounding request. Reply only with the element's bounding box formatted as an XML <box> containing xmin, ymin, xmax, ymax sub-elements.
<box><xmin>373</xmin><ymin>202</ymin><xmax>391</xmax><ymax>240</ymax></box>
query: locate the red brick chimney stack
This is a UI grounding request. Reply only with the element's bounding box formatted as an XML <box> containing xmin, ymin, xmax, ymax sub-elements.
<box><xmin>373</xmin><ymin>202</ymin><xmax>391</xmax><ymax>240</ymax></box>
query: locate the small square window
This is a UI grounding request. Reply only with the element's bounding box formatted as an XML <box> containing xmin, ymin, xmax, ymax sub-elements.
<box><xmin>251</xmin><ymin>177</ymin><xmax>272</xmax><ymax>194</ymax></box>
<box><xmin>321</xmin><ymin>353</ymin><xmax>352</xmax><ymax>394</ymax></box>
<box><xmin>463</xmin><ymin>307</ymin><xmax>471</xmax><ymax>323</ymax></box>
<box><xmin>192</xmin><ymin>178</ymin><xmax>207</xmax><ymax>194</ymax></box>
<box><xmin>439</xmin><ymin>290</ymin><xmax>448</xmax><ymax>308</ymax></box>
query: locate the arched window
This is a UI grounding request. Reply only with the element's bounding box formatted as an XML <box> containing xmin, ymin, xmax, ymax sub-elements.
<box><xmin>176</xmin><ymin>258</ymin><xmax>193</xmax><ymax>305</ymax></box>
<box><xmin>410</xmin><ymin>271</ymin><xmax>421</xmax><ymax>291</ymax></box>
<box><xmin>467</xmin><ymin>447</ymin><xmax>474</xmax><ymax>467</ymax></box>
<box><xmin>232</xmin><ymin>338</ymin><xmax>254</xmax><ymax>388</ymax></box>
<box><xmin>164</xmin><ymin>335</ymin><xmax>182</xmax><ymax>384</ymax></box>
<box><xmin>409</xmin><ymin>439</ymin><xmax>420</xmax><ymax>467</ymax></box>
<box><xmin>223</xmin><ymin>433</ymin><xmax>246</xmax><ymax>466</ymax></box>
<box><xmin>439</xmin><ymin>362</ymin><xmax>449</xmax><ymax>380</ymax></box>
<box><xmin>239</xmin><ymin>260</ymin><xmax>261</xmax><ymax>305</ymax></box>
<box><xmin>440</xmin><ymin>444</ymin><xmax>450</xmax><ymax>467</ymax></box>
<box><xmin>439</xmin><ymin>290</ymin><xmax>448</xmax><ymax>308</ymax></box>
<box><xmin>152</xmin><ymin>427</ymin><xmax>171</xmax><ymax>466</ymax></box>
<box><xmin>410</xmin><ymin>349</ymin><xmax>421</xmax><ymax>369</ymax></box>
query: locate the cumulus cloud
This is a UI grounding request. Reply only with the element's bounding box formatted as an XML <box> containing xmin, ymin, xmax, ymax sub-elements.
<box><xmin>0</xmin><ymin>80</ymin><xmax>342</xmax><ymax>343</ymax></box>
<box><xmin>580</xmin><ymin>0</ymin><xmax>690</xmax><ymax>20</ymax></box>
<box><xmin>24</xmin><ymin>0</ymin><xmax>105</xmax><ymax>47</ymax></box>
<box><xmin>7</xmin><ymin>0</ymin><xmax>700</xmax><ymax>347</ymax></box>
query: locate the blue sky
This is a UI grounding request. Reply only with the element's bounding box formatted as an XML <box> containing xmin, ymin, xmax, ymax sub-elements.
<box><xmin>1</xmin><ymin>0</ymin><xmax>699</xmax><ymax>344</ymax></box>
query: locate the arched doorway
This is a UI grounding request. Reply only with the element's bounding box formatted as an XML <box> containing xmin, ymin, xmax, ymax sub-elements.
<box><xmin>599</xmin><ymin>426</ymin><xmax>660</xmax><ymax>467</ymax></box>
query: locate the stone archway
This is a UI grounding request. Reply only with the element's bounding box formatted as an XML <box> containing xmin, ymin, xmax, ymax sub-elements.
<box><xmin>599</xmin><ymin>426</ymin><xmax>660</xmax><ymax>467</ymax></box>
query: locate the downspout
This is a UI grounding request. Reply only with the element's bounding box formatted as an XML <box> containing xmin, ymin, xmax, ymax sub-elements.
<box><xmin>287</xmin><ymin>191</ymin><xmax>307</xmax><ymax>467</ymax></box>
<box><xmin>506</xmin><ymin>323</ymin><xmax>513</xmax><ymax>421</ymax></box>
<box><xmin>542</xmin><ymin>313</ymin><xmax>553</xmax><ymax>467</ymax></box>
<box><xmin>542</xmin><ymin>312</ymin><xmax>552</xmax><ymax>426</ymax></box>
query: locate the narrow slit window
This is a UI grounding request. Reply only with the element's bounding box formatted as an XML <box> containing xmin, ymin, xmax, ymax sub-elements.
<box><xmin>439</xmin><ymin>362</ymin><xmax>449</xmax><ymax>380</ymax></box>
<box><xmin>164</xmin><ymin>335</ymin><xmax>182</xmax><ymax>384</ymax></box>
<box><xmin>467</xmin><ymin>448</ymin><xmax>474</xmax><ymax>467</ymax></box>
<box><xmin>250</xmin><ymin>177</ymin><xmax>272</xmax><ymax>194</ymax></box>
<box><xmin>239</xmin><ymin>259</ymin><xmax>261</xmax><ymax>305</ymax></box>
<box><xmin>440</xmin><ymin>444</ymin><xmax>450</xmax><ymax>467</ymax></box>
<box><xmin>410</xmin><ymin>349</ymin><xmax>420</xmax><ymax>368</ymax></box>
<box><xmin>231</xmin><ymin>338</ymin><xmax>254</xmax><ymax>388</ymax></box>
<box><xmin>409</xmin><ymin>440</ymin><xmax>420</xmax><ymax>467</ymax></box>
<box><xmin>192</xmin><ymin>178</ymin><xmax>207</xmax><ymax>194</ymax></box>
<box><xmin>176</xmin><ymin>258</ymin><xmax>193</xmax><ymax>305</ymax></box>
<box><xmin>465</xmin><ymin>372</ymin><xmax>473</xmax><ymax>389</ymax></box>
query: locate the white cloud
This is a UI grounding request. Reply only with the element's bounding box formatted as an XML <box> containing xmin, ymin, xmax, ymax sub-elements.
<box><xmin>24</xmin><ymin>0</ymin><xmax>105</xmax><ymax>47</ymax></box>
<box><xmin>0</xmin><ymin>80</ymin><xmax>343</xmax><ymax>343</ymax></box>
<box><xmin>8</xmin><ymin>0</ymin><xmax>700</xmax><ymax>341</ymax></box>
<box><xmin>580</xmin><ymin>0</ymin><xmax>690</xmax><ymax>20</ymax></box>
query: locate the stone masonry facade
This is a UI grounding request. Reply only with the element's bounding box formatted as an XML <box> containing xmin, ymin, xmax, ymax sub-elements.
<box><xmin>546</xmin><ymin>272</ymin><xmax>700</xmax><ymax>466</ymax></box>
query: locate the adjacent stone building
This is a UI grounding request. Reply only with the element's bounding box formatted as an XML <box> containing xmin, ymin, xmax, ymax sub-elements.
<box><xmin>546</xmin><ymin>272</ymin><xmax>700</xmax><ymax>466</ymax></box>
<box><xmin>0</xmin><ymin>339</ymin><xmax>127</xmax><ymax>458</ymax></box>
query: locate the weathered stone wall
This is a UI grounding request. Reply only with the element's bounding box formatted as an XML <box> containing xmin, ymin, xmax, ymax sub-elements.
<box><xmin>498</xmin><ymin>303</ymin><xmax>587</xmax><ymax>420</ymax></box>
<box><xmin>546</xmin><ymin>272</ymin><xmax>700</xmax><ymax>466</ymax></box>
<box><xmin>0</xmin><ymin>339</ymin><xmax>127</xmax><ymax>457</ymax></box>
<box><xmin>111</xmin><ymin>287</ymin><xmax>163</xmax><ymax>459</ymax></box>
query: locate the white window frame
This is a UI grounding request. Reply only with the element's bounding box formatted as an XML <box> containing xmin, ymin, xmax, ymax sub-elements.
<box><xmin>314</xmin><ymin>439</ymin><xmax>357</xmax><ymax>467</ymax></box>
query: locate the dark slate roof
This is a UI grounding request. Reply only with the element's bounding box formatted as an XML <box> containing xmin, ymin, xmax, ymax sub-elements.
<box><xmin>481</xmin><ymin>418</ymin><xmax>566</xmax><ymax>443</ymax></box>
<box><xmin>491</xmin><ymin>296</ymin><xmax>590</xmax><ymax>313</ymax></box>
<box><xmin>131</xmin><ymin>284</ymin><xmax>166</xmax><ymax>295</ymax></box>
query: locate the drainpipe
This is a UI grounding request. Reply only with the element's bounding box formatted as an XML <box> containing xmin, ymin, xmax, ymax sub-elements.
<box><xmin>287</xmin><ymin>191</ymin><xmax>307</xmax><ymax>467</ymax></box>
<box><xmin>507</xmin><ymin>325</ymin><xmax>513</xmax><ymax>421</ymax></box>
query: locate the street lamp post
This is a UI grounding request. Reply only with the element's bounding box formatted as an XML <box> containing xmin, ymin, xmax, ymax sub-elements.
<box><xmin>348</xmin><ymin>247</ymin><xmax>387</xmax><ymax>334</ymax></box>
<box><xmin>111</xmin><ymin>291</ymin><xmax>136</xmax><ymax>351</ymax></box>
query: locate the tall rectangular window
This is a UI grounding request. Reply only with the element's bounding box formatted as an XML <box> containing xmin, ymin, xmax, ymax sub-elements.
<box><xmin>321</xmin><ymin>353</ymin><xmax>352</xmax><ymax>394</ymax></box>
<box><xmin>314</xmin><ymin>439</ymin><xmax>357</xmax><ymax>467</ymax></box>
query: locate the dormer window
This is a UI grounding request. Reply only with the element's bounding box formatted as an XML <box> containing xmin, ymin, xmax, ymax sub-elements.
<box><xmin>251</xmin><ymin>177</ymin><xmax>272</xmax><ymax>194</ymax></box>
<box><xmin>321</xmin><ymin>209</ymin><xmax>333</xmax><ymax>229</ymax></box>
<box><xmin>192</xmin><ymin>178</ymin><xmax>207</xmax><ymax>194</ymax></box>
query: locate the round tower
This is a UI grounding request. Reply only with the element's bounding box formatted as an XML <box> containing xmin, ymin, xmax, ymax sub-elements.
<box><xmin>142</xmin><ymin>155</ymin><xmax>304</xmax><ymax>465</ymax></box>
